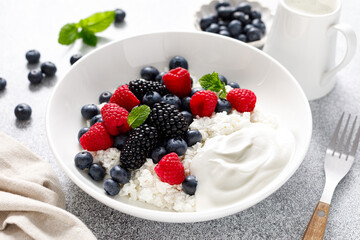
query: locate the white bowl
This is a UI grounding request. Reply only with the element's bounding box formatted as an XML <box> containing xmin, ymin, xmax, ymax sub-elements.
<box><xmin>46</xmin><ymin>31</ymin><xmax>312</xmax><ymax>222</ymax></box>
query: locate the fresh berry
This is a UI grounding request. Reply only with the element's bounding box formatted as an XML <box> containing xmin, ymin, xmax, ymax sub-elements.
<box><xmin>166</xmin><ymin>138</ymin><xmax>187</xmax><ymax>156</ymax></box>
<box><xmin>99</xmin><ymin>91</ymin><xmax>113</xmax><ymax>103</ymax></box>
<box><xmin>151</xmin><ymin>146</ymin><xmax>167</xmax><ymax>164</ymax></box>
<box><xmin>113</xmin><ymin>134</ymin><xmax>128</xmax><ymax>151</ymax></box>
<box><xmin>219</xmin><ymin>30</ymin><xmax>230</xmax><ymax>37</ymax></box>
<box><xmin>217</xmin><ymin>6</ymin><xmax>234</xmax><ymax>19</ymax></box>
<box><xmin>200</xmin><ymin>15</ymin><xmax>218</xmax><ymax>30</ymax></box>
<box><xmin>226</xmin><ymin>88</ymin><xmax>256</xmax><ymax>112</ymax></box>
<box><xmin>27</xmin><ymin>69</ymin><xmax>43</xmax><ymax>84</ymax></box>
<box><xmin>0</xmin><ymin>77</ymin><xmax>6</xmax><ymax>90</ymax></box>
<box><xmin>233</xmin><ymin>11</ymin><xmax>251</xmax><ymax>25</ymax></box>
<box><xmin>228</xmin><ymin>20</ymin><xmax>242</xmax><ymax>36</ymax></box>
<box><xmin>184</xmin><ymin>130</ymin><xmax>202</xmax><ymax>147</ymax></box>
<box><xmin>70</xmin><ymin>54</ymin><xmax>82</xmax><ymax>65</ymax></box>
<box><xmin>109</xmin><ymin>85</ymin><xmax>140</xmax><ymax>111</ymax></box>
<box><xmin>161</xmin><ymin>94</ymin><xmax>181</xmax><ymax>109</ymax></box>
<box><xmin>14</xmin><ymin>103</ymin><xmax>32</xmax><ymax>120</ymax></box>
<box><xmin>237</xmin><ymin>34</ymin><xmax>247</xmax><ymax>42</ymax></box>
<box><xmin>189</xmin><ymin>87</ymin><xmax>205</xmax><ymax>96</ymax></box>
<box><xmin>243</xmin><ymin>24</ymin><xmax>254</xmax><ymax>33</ymax></box>
<box><xmin>236</xmin><ymin>2</ymin><xmax>252</xmax><ymax>14</ymax></box>
<box><xmin>140</xmin><ymin>66</ymin><xmax>159</xmax><ymax>81</ymax></box>
<box><xmin>90</xmin><ymin>114</ymin><xmax>103</xmax><ymax>126</ymax></box>
<box><xmin>78</xmin><ymin>127</ymin><xmax>90</xmax><ymax>141</ymax></box>
<box><xmin>190</xmin><ymin>90</ymin><xmax>217</xmax><ymax>117</ymax></box>
<box><xmin>181</xmin><ymin>96</ymin><xmax>191</xmax><ymax>112</ymax></box>
<box><xmin>252</xmin><ymin>19</ymin><xmax>266</xmax><ymax>34</ymax></box>
<box><xmin>182</xmin><ymin>175</ymin><xmax>197</xmax><ymax>195</ymax></box>
<box><xmin>104</xmin><ymin>178</ymin><xmax>121</xmax><ymax>196</ymax></box>
<box><xmin>142</xmin><ymin>91</ymin><xmax>161</xmax><ymax>107</ymax></box>
<box><xmin>169</xmin><ymin>56</ymin><xmax>188</xmax><ymax>70</ymax></box>
<box><xmin>128</xmin><ymin>79</ymin><xmax>167</xmax><ymax>100</ymax></box>
<box><xmin>40</xmin><ymin>61</ymin><xmax>57</xmax><ymax>76</ymax></box>
<box><xmin>205</xmin><ymin>23</ymin><xmax>219</xmax><ymax>33</ymax></box>
<box><xmin>250</xmin><ymin>10</ymin><xmax>262</xmax><ymax>20</ymax></box>
<box><xmin>81</xmin><ymin>104</ymin><xmax>99</xmax><ymax>119</ymax></box>
<box><xmin>74</xmin><ymin>151</ymin><xmax>93</xmax><ymax>170</ymax></box>
<box><xmin>181</xmin><ymin>111</ymin><xmax>193</xmax><ymax>125</ymax></box>
<box><xmin>80</xmin><ymin>122</ymin><xmax>114</xmax><ymax>151</ymax></box>
<box><xmin>228</xmin><ymin>82</ymin><xmax>240</xmax><ymax>88</ymax></box>
<box><xmin>215</xmin><ymin>98</ymin><xmax>232</xmax><ymax>114</ymax></box>
<box><xmin>218</xmin><ymin>74</ymin><xmax>228</xmax><ymax>85</ymax></box>
<box><xmin>215</xmin><ymin>1</ymin><xmax>230</xmax><ymax>9</ymax></box>
<box><xmin>120</xmin><ymin>124</ymin><xmax>158</xmax><ymax>169</ymax></box>
<box><xmin>149</xmin><ymin>102</ymin><xmax>188</xmax><ymax>138</ymax></box>
<box><xmin>101</xmin><ymin>103</ymin><xmax>131</xmax><ymax>135</ymax></box>
<box><xmin>247</xmin><ymin>27</ymin><xmax>262</xmax><ymax>42</ymax></box>
<box><xmin>114</xmin><ymin>8</ymin><xmax>126</xmax><ymax>23</ymax></box>
<box><xmin>25</xmin><ymin>50</ymin><xmax>40</xmax><ymax>64</ymax></box>
<box><xmin>110</xmin><ymin>165</ymin><xmax>130</xmax><ymax>184</ymax></box>
<box><xmin>88</xmin><ymin>163</ymin><xmax>106</xmax><ymax>181</ymax></box>
<box><xmin>155</xmin><ymin>72</ymin><xmax>167</xmax><ymax>83</ymax></box>
<box><xmin>162</xmin><ymin>67</ymin><xmax>191</xmax><ymax>98</ymax></box>
<box><xmin>154</xmin><ymin>153</ymin><xmax>185</xmax><ymax>185</ymax></box>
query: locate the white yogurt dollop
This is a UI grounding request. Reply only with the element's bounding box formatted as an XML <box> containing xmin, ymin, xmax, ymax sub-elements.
<box><xmin>190</xmin><ymin>122</ymin><xmax>295</xmax><ymax>211</ymax></box>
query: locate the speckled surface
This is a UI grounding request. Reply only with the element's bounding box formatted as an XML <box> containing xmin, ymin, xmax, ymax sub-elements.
<box><xmin>1</xmin><ymin>0</ymin><xmax>360</xmax><ymax>239</ymax></box>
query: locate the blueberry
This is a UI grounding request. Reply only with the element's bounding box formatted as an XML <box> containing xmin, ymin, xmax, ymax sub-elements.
<box><xmin>27</xmin><ymin>69</ymin><xmax>43</xmax><ymax>84</ymax></box>
<box><xmin>185</xmin><ymin>130</ymin><xmax>202</xmax><ymax>147</ymax></box>
<box><xmin>140</xmin><ymin>66</ymin><xmax>159</xmax><ymax>81</ymax></box>
<box><xmin>252</xmin><ymin>19</ymin><xmax>266</xmax><ymax>34</ymax></box>
<box><xmin>88</xmin><ymin>163</ymin><xmax>106</xmax><ymax>181</ymax></box>
<box><xmin>243</xmin><ymin>24</ymin><xmax>254</xmax><ymax>33</ymax></box>
<box><xmin>236</xmin><ymin>34</ymin><xmax>247</xmax><ymax>42</ymax></box>
<box><xmin>78</xmin><ymin>127</ymin><xmax>90</xmax><ymax>141</ymax></box>
<box><xmin>182</xmin><ymin>175</ymin><xmax>197</xmax><ymax>195</ymax></box>
<box><xmin>219</xmin><ymin>25</ymin><xmax>228</xmax><ymax>31</ymax></box>
<box><xmin>151</xmin><ymin>146</ymin><xmax>167</xmax><ymax>164</ymax></box>
<box><xmin>215</xmin><ymin>99</ymin><xmax>232</xmax><ymax>114</ymax></box>
<box><xmin>205</xmin><ymin>23</ymin><xmax>219</xmax><ymax>33</ymax></box>
<box><xmin>110</xmin><ymin>165</ymin><xmax>130</xmax><ymax>184</ymax></box>
<box><xmin>40</xmin><ymin>61</ymin><xmax>57</xmax><ymax>76</ymax></box>
<box><xmin>247</xmin><ymin>27</ymin><xmax>262</xmax><ymax>42</ymax></box>
<box><xmin>200</xmin><ymin>15</ymin><xmax>218</xmax><ymax>30</ymax></box>
<box><xmin>90</xmin><ymin>114</ymin><xmax>102</xmax><ymax>126</ymax></box>
<box><xmin>232</xmin><ymin>11</ymin><xmax>251</xmax><ymax>25</ymax></box>
<box><xmin>189</xmin><ymin>87</ymin><xmax>204</xmax><ymax>96</ymax></box>
<box><xmin>113</xmin><ymin>134</ymin><xmax>128</xmax><ymax>151</ymax></box>
<box><xmin>74</xmin><ymin>151</ymin><xmax>93</xmax><ymax>170</ymax></box>
<box><xmin>70</xmin><ymin>54</ymin><xmax>82</xmax><ymax>65</ymax></box>
<box><xmin>166</xmin><ymin>138</ymin><xmax>187</xmax><ymax>156</ymax></box>
<box><xmin>236</xmin><ymin>2</ymin><xmax>252</xmax><ymax>14</ymax></box>
<box><xmin>14</xmin><ymin>103</ymin><xmax>32</xmax><ymax>120</ymax></box>
<box><xmin>215</xmin><ymin>1</ymin><xmax>230</xmax><ymax>9</ymax></box>
<box><xmin>181</xmin><ymin>96</ymin><xmax>191</xmax><ymax>112</ymax></box>
<box><xmin>155</xmin><ymin>72</ymin><xmax>167</xmax><ymax>83</ymax></box>
<box><xmin>218</xmin><ymin>20</ymin><xmax>229</xmax><ymax>27</ymax></box>
<box><xmin>250</xmin><ymin>10</ymin><xmax>262</xmax><ymax>19</ymax></box>
<box><xmin>219</xmin><ymin>30</ymin><xmax>230</xmax><ymax>37</ymax></box>
<box><xmin>81</xmin><ymin>104</ymin><xmax>99</xmax><ymax>119</ymax></box>
<box><xmin>181</xmin><ymin>111</ymin><xmax>193</xmax><ymax>125</ymax></box>
<box><xmin>169</xmin><ymin>56</ymin><xmax>188</xmax><ymax>70</ymax></box>
<box><xmin>217</xmin><ymin>6</ymin><xmax>234</xmax><ymax>19</ymax></box>
<box><xmin>143</xmin><ymin>91</ymin><xmax>161</xmax><ymax>107</ymax></box>
<box><xmin>104</xmin><ymin>178</ymin><xmax>121</xmax><ymax>196</ymax></box>
<box><xmin>25</xmin><ymin>50</ymin><xmax>40</xmax><ymax>64</ymax></box>
<box><xmin>0</xmin><ymin>77</ymin><xmax>7</xmax><ymax>90</ymax></box>
<box><xmin>228</xmin><ymin>20</ymin><xmax>242</xmax><ymax>36</ymax></box>
<box><xmin>99</xmin><ymin>91</ymin><xmax>112</xmax><ymax>103</ymax></box>
<box><xmin>218</xmin><ymin>74</ymin><xmax>228</xmax><ymax>85</ymax></box>
<box><xmin>228</xmin><ymin>82</ymin><xmax>240</xmax><ymax>88</ymax></box>
<box><xmin>114</xmin><ymin>9</ymin><xmax>126</xmax><ymax>23</ymax></box>
<box><xmin>161</xmin><ymin>94</ymin><xmax>181</xmax><ymax>109</ymax></box>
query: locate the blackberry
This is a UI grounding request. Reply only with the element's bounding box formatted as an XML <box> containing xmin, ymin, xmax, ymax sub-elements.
<box><xmin>129</xmin><ymin>79</ymin><xmax>167</xmax><ymax>100</ymax></box>
<box><xmin>120</xmin><ymin>124</ymin><xmax>158</xmax><ymax>169</ymax></box>
<box><xmin>149</xmin><ymin>103</ymin><xmax>188</xmax><ymax>139</ymax></box>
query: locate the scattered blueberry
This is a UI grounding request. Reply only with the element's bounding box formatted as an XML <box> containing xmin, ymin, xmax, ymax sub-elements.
<box><xmin>0</xmin><ymin>77</ymin><xmax>7</xmax><ymax>90</ymax></box>
<box><xmin>215</xmin><ymin>1</ymin><xmax>230</xmax><ymax>9</ymax></box>
<box><xmin>217</xmin><ymin>6</ymin><xmax>234</xmax><ymax>19</ymax></box>
<box><xmin>247</xmin><ymin>27</ymin><xmax>262</xmax><ymax>42</ymax></box>
<box><xmin>218</xmin><ymin>74</ymin><xmax>228</xmax><ymax>85</ymax></box>
<box><xmin>74</xmin><ymin>151</ymin><xmax>93</xmax><ymax>170</ymax></box>
<box><xmin>228</xmin><ymin>82</ymin><xmax>240</xmax><ymax>88</ymax></box>
<box><xmin>219</xmin><ymin>30</ymin><xmax>231</xmax><ymax>37</ymax></box>
<box><xmin>104</xmin><ymin>178</ymin><xmax>121</xmax><ymax>196</ymax></box>
<box><xmin>166</xmin><ymin>138</ymin><xmax>187</xmax><ymax>156</ymax></box>
<box><xmin>151</xmin><ymin>146</ymin><xmax>167</xmax><ymax>164</ymax></box>
<box><xmin>25</xmin><ymin>50</ymin><xmax>40</xmax><ymax>64</ymax></box>
<box><xmin>110</xmin><ymin>165</ymin><xmax>130</xmax><ymax>184</ymax></box>
<box><xmin>161</xmin><ymin>94</ymin><xmax>181</xmax><ymax>109</ymax></box>
<box><xmin>14</xmin><ymin>103</ymin><xmax>32</xmax><ymax>120</ymax></box>
<box><xmin>27</xmin><ymin>69</ymin><xmax>43</xmax><ymax>84</ymax></box>
<box><xmin>88</xmin><ymin>163</ymin><xmax>106</xmax><ymax>181</ymax></box>
<box><xmin>236</xmin><ymin>2</ymin><xmax>252</xmax><ymax>14</ymax></box>
<box><xmin>215</xmin><ymin>98</ymin><xmax>232</xmax><ymax>114</ymax></box>
<box><xmin>70</xmin><ymin>54</ymin><xmax>82</xmax><ymax>65</ymax></box>
<box><xmin>228</xmin><ymin>20</ymin><xmax>242</xmax><ymax>36</ymax></box>
<box><xmin>81</xmin><ymin>104</ymin><xmax>99</xmax><ymax>119</ymax></box>
<box><xmin>78</xmin><ymin>127</ymin><xmax>90</xmax><ymax>141</ymax></box>
<box><xmin>237</xmin><ymin>34</ymin><xmax>247</xmax><ymax>42</ymax></box>
<box><xmin>113</xmin><ymin>134</ymin><xmax>128</xmax><ymax>151</ymax></box>
<box><xmin>40</xmin><ymin>61</ymin><xmax>57</xmax><ymax>76</ymax></box>
<box><xmin>140</xmin><ymin>66</ymin><xmax>159</xmax><ymax>81</ymax></box>
<box><xmin>181</xmin><ymin>111</ymin><xmax>193</xmax><ymax>125</ymax></box>
<box><xmin>181</xmin><ymin>96</ymin><xmax>191</xmax><ymax>112</ymax></box>
<box><xmin>185</xmin><ymin>130</ymin><xmax>202</xmax><ymax>147</ymax></box>
<box><xmin>182</xmin><ymin>175</ymin><xmax>197</xmax><ymax>195</ymax></box>
<box><xmin>99</xmin><ymin>91</ymin><xmax>113</xmax><ymax>103</ymax></box>
<box><xmin>90</xmin><ymin>114</ymin><xmax>103</xmax><ymax>126</ymax></box>
<box><xmin>200</xmin><ymin>15</ymin><xmax>218</xmax><ymax>30</ymax></box>
<box><xmin>142</xmin><ymin>91</ymin><xmax>161</xmax><ymax>107</ymax></box>
<box><xmin>169</xmin><ymin>56</ymin><xmax>188</xmax><ymax>70</ymax></box>
<box><xmin>250</xmin><ymin>10</ymin><xmax>262</xmax><ymax>19</ymax></box>
<box><xmin>205</xmin><ymin>23</ymin><xmax>220</xmax><ymax>33</ymax></box>
<box><xmin>114</xmin><ymin>9</ymin><xmax>126</xmax><ymax>23</ymax></box>
<box><xmin>189</xmin><ymin>87</ymin><xmax>205</xmax><ymax>96</ymax></box>
<box><xmin>155</xmin><ymin>72</ymin><xmax>167</xmax><ymax>83</ymax></box>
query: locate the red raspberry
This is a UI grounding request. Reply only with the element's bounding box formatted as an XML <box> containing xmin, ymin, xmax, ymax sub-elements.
<box><xmin>226</xmin><ymin>88</ymin><xmax>256</xmax><ymax>112</ymax></box>
<box><xmin>162</xmin><ymin>67</ymin><xmax>191</xmax><ymax>98</ymax></box>
<box><xmin>80</xmin><ymin>122</ymin><xmax>113</xmax><ymax>151</ymax></box>
<box><xmin>190</xmin><ymin>90</ymin><xmax>217</xmax><ymax>117</ymax></box>
<box><xmin>101</xmin><ymin>103</ymin><xmax>131</xmax><ymax>136</ymax></box>
<box><xmin>109</xmin><ymin>85</ymin><xmax>140</xmax><ymax>112</ymax></box>
<box><xmin>154</xmin><ymin>153</ymin><xmax>185</xmax><ymax>185</ymax></box>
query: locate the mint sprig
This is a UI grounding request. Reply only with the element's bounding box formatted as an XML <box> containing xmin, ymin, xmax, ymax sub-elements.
<box><xmin>127</xmin><ymin>105</ymin><xmax>151</xmax><ymax>129</ymax></box>
<box><xmin>199</xmin><ymin>72</ymin><xmax>227</xmax><ymax>99</ymax></box>
<box><xmin>58</xmin><ymin>10</ymin><xmax>115</xmax><ymax>46</ymax></box>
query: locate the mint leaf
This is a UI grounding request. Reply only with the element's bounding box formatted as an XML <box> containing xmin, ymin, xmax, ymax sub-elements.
<box><xmin>127</xmin><ymin>105</ymin><xmax>151</xmax><ymax>129</ymax></box>
<box><xmin>199</xmin><ymin>72</ymin><xmax>228</xmax><ymax>97</ymax></box>
<box><xmin>58</xmin><ymin>23</ymin><xmax>79</xmax><ymax>45</ymax></box>
<box><xmin>219</xmin><ymin>90</ymin><xmax>227</xmax><ymax>99</ymax></box>
<box><xmin>79</xmin><ymin>11</ymin><xmax>115</xmax><ymax>33</ymax></box>
<box><xmin>80</xmin><ymin>28</ymin><xmax>98</xmax><ymax>46</ymax></box>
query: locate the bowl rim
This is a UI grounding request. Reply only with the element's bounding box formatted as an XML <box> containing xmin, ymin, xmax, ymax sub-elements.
<box><xmin>46</xmin><ymin>30</ymin><xmax>312</xmax><ymax>223</ymax></box>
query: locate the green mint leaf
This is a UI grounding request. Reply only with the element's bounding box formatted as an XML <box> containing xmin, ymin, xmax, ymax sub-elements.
<box><xmin>80</xmin><ymin>28</ymin><xmax>98</xmax><ymax>46</ymax></box>
<box><xmin>79</xmin><ymin>11</ymin><xmax>115</xmax><ymax>33</ymax></box>
<box><xmin>199</xmin><ymin>72</ymin><xmax>223</xmax><ymax>92</ymax></box>
<box><xmin>127</xmin><ymin>105</ymin><xmax>151</xmax><ymax>129</ymax></box>
<box><xmin>58</xmin><ymin>23</ymin><xmax>79</xmax><ymax>45</ymax></box>
<box><xmin>219</xmin><ymin>90</ymin><xmax>227</xmax><ymax>99</ymax></box>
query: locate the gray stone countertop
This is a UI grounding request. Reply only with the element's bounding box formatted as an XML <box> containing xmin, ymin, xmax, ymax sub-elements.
<box><xmin>1</xmin><ymin>0</ymin><xmax>360</xmax><ymax>239</ymax></box>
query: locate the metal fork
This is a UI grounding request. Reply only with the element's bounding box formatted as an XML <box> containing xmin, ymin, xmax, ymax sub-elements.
<box><xmin>303</xmin><ymin>113</ymin><xmax>360</xmax><ymax>240</ymax></box>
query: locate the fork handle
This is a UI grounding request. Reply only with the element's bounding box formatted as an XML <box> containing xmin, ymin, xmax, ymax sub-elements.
<box><xmin>303</xmin><ymin>201</ymin><xmax>330</xmax><ymax>240</ymax></box>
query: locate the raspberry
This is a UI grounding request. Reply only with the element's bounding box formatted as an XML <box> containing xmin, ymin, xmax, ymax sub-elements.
<box><xmin>162</xmin><ymin>67</ymin><xmax>191</xmax><ymax>98</ymax></box>
<box><xmin>226</xmin><ymin>88</ymin><xmax>256</xmax><ymax>112</ymax></box>
<box><xmin>190</xmin><ymin>90</ymin><xmax>217</xmax><ymax>117</ymax></box>
<box><xmin>128</xmin><ymin>79</ymin><xmax>168</xmax><ymax>100</ymax></box>
<box><xmin>154</xmin><ymin>153</ymin><xmax>185</xmax><ymax>185</ymax></box>
<box><xmin>101</xmin><ymin>103</ymin><xmax>131</xmax><ymax>136</ymax></box>
<box><xmin>80</xmin><ymin>122</ymin><xmax>113</xmax><ymax>151</ymax></box>
<box><xmin>109</xmin><ymin>85</ymin><xmax>140</xmax><ymax>111</ymax></box>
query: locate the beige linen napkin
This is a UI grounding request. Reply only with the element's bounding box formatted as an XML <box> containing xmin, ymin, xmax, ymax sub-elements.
<box><xmin>0</xmin><ymin>132</ymin><xmax>97</xmax><ymax>240</ymax></box>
